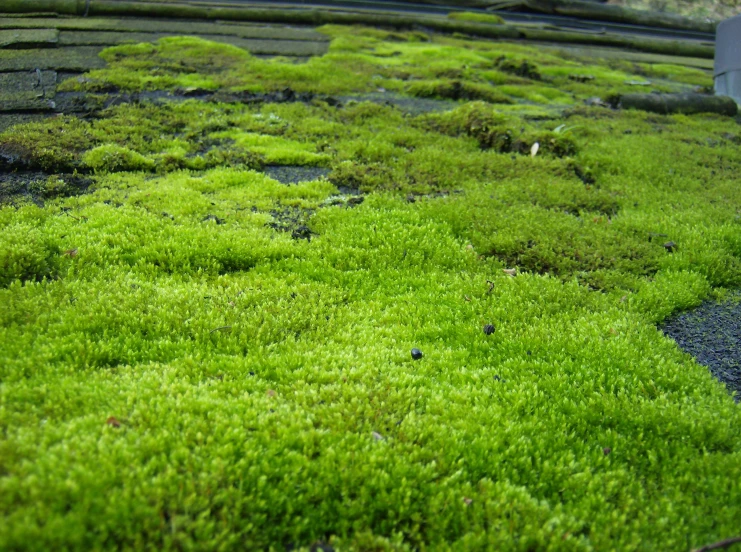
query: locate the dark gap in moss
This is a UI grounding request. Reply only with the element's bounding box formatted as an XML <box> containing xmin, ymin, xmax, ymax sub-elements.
<box><xmin>563</xmin><ymin>105</ymin><xmax>618</xmax><ymax>119</ymax></box>
<box><xmin>264</xmin><ymin>165</ymin><xmax>330</xmax><ymax>185</ymax></box>
<box><xmin>573</xmin><ymin>165</ymin><xmax>595</xmax><ymax>185</ymax></box>
<box><xmin>341</xmin><ymin>93</ymin><xmax>455</xmax><ymax>115</ymax></box>
<box><xmin>0</xmin><ymin>142</ymin><xmax>77</xmax><ymax>173</ymax></box>
<box><xmin>49</xmin><ymin>88</ymin><xmax>344</xmax><ymax>119</ymax></box>
<box><xmin>188</xmin><ymin>87</ymin><xmax>323</xmax><ymax>106</ymax></box>
<box><xmin>0</xmin><ymin>112</ymin><xmax>51</xmax><ymax>133</ymax></box>
<box><xmin>406</xmin><ymin>190</ymin><xmax>460</xmax><ymax>203</ymax></box>
<box><xmin>335</xmin><ymin>185</ymin><xmax>362</xmax><ymax>196</ymax></box>
<box><xmin>268</xmin><ymin>206</ymin><xmax>316</xmax><ymax>241</ymax></box>
<box><xmin>406</xmin><ymin>79</ymin><xmax>513</xmax><ymax>105</ymax></box>
<box><xmin>328</xmin><ymin>162</ymin><xmax>394</xmax><ymax>193</ymax></box>
<box><xmin>0</xmin><ymin>171</ymin><xmax>93</xmax><ymax>206</ymax></box>
<box><xmin>661</xmin><ymin>292</ymin><xmax>741</xmax><ymax>402</ymax></box>
<box><xmin>496</xmin><ymin>57</ymin><xmax>541</xmax><ymax>81</ymax></box>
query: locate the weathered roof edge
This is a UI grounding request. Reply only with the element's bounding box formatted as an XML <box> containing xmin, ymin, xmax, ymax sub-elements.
<box><xmin>3</xmin><ymin>0</ymin><xmax>720</xmax><ymax>34</ymax></box>
<box><xmin>399</xmin><ymin>0</ymin><xmax>719</xmax><ymax>34</ymax></box>
<box><xmin>0</xmin><ymin>0</ymin><xmax>715</xmax><ymax>59</ymax></box>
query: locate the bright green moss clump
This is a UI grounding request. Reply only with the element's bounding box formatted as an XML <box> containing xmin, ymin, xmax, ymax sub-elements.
<box><xmin>83</xmin><ymin>144</ymin><xmax>156</xmax><ymax>173</ymax></box>
<box><xmin>0</xmin><ymin>211</ymin><xmax>62</xmax><ymax>288</ymax></box>
<box><xmin>1</xmin><ymin>25</ymin><xmax>739</xmax><ymax>552</ymax></box>
<box><xmin>59</xmin><ymin>27</ymin><xmax>709</xmax><ymax>102</ymax></box>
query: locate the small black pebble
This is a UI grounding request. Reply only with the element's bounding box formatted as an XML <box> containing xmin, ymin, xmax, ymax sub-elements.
<box><xmin>483</xmin><ymin>324</ymin><xmax>495</xmax><ymax>335</ymax></box>
<box><xmin>249</xmin><ymin>371</ymin><xmax>255</xmax><ymax>376</ymax></box>
<box><xmin>411</xmin><ymin>348</ymin><xmax>423</xmax><ymax>360</ymax></box>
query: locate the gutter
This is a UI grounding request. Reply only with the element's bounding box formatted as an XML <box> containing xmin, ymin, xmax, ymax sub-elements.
<box><xmin>714</xmin><ymin>14</ymin><xmax>741</xmax><ymax>105</ymax></box>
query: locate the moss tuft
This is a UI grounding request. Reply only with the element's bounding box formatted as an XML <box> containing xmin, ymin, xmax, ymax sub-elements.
<box><xmin>82</xmin><ymin>144</ymin><xmax>156</xmax><ymax>173</ymax></box>
<box><xmin>405</xmin><ymin>79</ymin><xmax>513</xmax><ymax>104</ymax></box>
<box><xmin>0</xmin><ymin>116</ymin><xmax>93</xmax><ymax>172</ymax></box>
<box><xmin>0</xmin><ymin>210</ymin><xmax>62</xmax><ymax>287</ymax></box>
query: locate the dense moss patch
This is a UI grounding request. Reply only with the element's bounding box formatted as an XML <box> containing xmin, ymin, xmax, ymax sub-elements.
<box><xmin>1</xmin><ymin>25</ymin><xmax>740</xmax><ymax>552</ymax></box>
<box><xmin>58</xmin><ymin>28</ymin><xmax>707</xmax><ymax>102</ymax></box>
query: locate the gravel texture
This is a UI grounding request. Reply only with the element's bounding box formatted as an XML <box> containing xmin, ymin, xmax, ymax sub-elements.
<box><xmin>660</xmin><ymin>292</ymin><xmax>741</xmax><ymax>402</ymax></box>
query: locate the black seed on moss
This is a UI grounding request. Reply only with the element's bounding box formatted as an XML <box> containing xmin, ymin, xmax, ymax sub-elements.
<box><xmin>483</xmin><ymin>324</ymin><xmax>495</xmax><ymax>335</ymax></box>
<box><xmin>411</xmin><ymin>348</ymin><xmax>423</xmax><ymax>360</ymax></box>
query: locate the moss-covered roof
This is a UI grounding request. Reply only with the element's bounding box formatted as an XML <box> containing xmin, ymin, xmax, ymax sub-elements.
<box><xmin>1</xmin><ymin>13</ymin><xmax>740</xmax><ymax>552</ymax></box>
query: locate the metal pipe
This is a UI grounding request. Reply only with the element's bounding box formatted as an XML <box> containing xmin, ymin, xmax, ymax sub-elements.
<box><xmin>714</xmin><ymin>14</ymin><xmax>741</xmax><ymax>105</ymax></box>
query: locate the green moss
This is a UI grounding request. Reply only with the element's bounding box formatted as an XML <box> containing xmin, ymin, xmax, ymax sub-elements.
<box><xmin>0</xmin><ymin>115</ymin><xmax>93</xmax><ymax>172</ymax></box>
<box><xmin>56</xmin><ymin>29</ymin><xmax>708</xmax><ymax>110</ymax></box>
<box><xmin>0</xmin><ymin>209</ymin><xmax>62</xmax><ymax>288</ymax></box>
<box><xmin>405</xmin><ymin>79</ymin><xmax>513</xmax><ymax>104</ymax></box>
<box><xmin>420</xmin><ymin>102</ymin><xmax>577</xmax><ymax>157</ymax></box>
<box><xmin>1</xmin><ymin>24</ymin><xmax>741</xmax><ymax>552</ymax></box>
<box><xmin>213</xmin><ymin>131</ymin><xmax>331</xmax><ymax>167</ymax></box>
<box><xmin>446</xmin><ymin>11</ymin><xmax>506</xmax><ymax>25</ymax></box>
<box><xmin>634</xmin><ymin>62</ymin><xmax>713</xmax><ymax>86</ymax></box>
<box><xmin>82</xmin><ymin>144</ymin><xmax>156</xmax><ymax>173</ymax></box>
<box><xmin>328</xmin><ymin>160</ymin><xmax>396</xmax><ymax>192</ymax></box>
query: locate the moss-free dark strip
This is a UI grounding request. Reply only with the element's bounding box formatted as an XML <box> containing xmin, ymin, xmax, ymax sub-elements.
<box><xmin>615</xmin><ymin>93</ymin><xmax>738</xmax><ymax>116</ymax></box>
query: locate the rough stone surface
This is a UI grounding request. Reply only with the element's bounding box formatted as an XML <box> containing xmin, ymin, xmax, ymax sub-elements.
<box><xmin>0</xmin><ymin>28</ymin><xmax>58</xmax><ymax>49</ymax></box>
<box><xmin>264</xmin><ymin>165</ymin><xmax>330</xmax><ymax>185</ymax></box>
<box><xmin>0</xmin><ymin>70</ymin><xmax>57</xmax><ymax>111</ymax></box>
<box><xmin>0</xmin><ymin>46</ymin><xmax>106</xmax><ymax>71</ymax></box>
<box><xmin>661</xmin><ymin>293</ymin><xmax>741</xmax><ymax>401</ymax></box>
